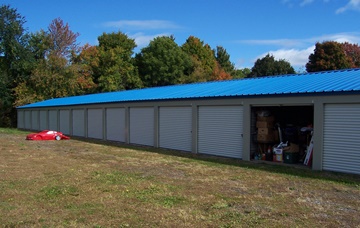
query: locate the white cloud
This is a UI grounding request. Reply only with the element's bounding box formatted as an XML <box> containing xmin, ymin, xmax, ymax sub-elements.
<box><xmin>130</xmin><ymin>32</ymin><xmax>170</xmax><ymax>48</ymax></box>
<box><xmin>240</xmin><ymin>32</ymin><xmax>360</xmax><ymax>68</ymax></box>
<box><xmin>264</xmin><ymin>46</ymin><xmax>315</xmax><ymax>67</ymax></box>
<box><xmin>103</xmin><ymin>20</ymin><xmax>180</xmax><ymax>30</ymax></box>
<box><xmin>300</xmin><ymin>0</ymin><xmax>314</xmax><ymax>7</ymax></box>
<box><xmin>336</xmin><ymin>0</ymin><xmax>360</xmax><ymax>14</ymax></box>
<box><xmin>238</xmin><ymin>39</ymin><xmax>304</xmax><ymax>47</ymax></box>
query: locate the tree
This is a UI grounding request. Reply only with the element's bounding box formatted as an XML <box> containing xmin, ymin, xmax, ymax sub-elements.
<box><xmin>0</xmin><ymin>5</ymin><xmax>31</xmax><ymax>126</ymax></box>
<box><xmin>249</xmin><ymin>54</ymin><xmax>295</xmax><ymax>77</ymax></box>
<box><xmin>96</xmin><ymin>32</ymin><xmax>142</xmax><ymax>92</ymax></box>
<box><xmin>14</xmin><ymin>18</ymin><xmax>95</xmax><ymax>106</ymax></box>
<box><xmin>136</xmin><ymin>35</ymin><xmax>192</xmax><ymax>87</ymax></box>
<box><xmin>342</xmin><ymin>42</ymin><xmax>360</xmax><ymax>68</ymax></box>
<box><xmin>181</xmin><ymin>36</ymin><xmax>217</xmax><ymax>82</ymax></box>
<box><xmin>48</xmin><ymin>17</ymin><xmax>79</xmax><ymax>59</ymax></box>
<box><xmin>233</xmin><ymin>68</ymin><xmax>251</xmax><ymax>79</ymax></box>
<box><xmin>306</xmin><ymin>41</ymin><xmax>351</xmax><ymax>72</ymax></box>
<box><xmin>215</xmin><ymin>46</ymin><xmax>235</xmax><ymax>76</ymax></box>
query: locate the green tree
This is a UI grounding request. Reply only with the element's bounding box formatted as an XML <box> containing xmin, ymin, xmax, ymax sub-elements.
<box><xmin>249</xmin><ymin>54</ymin><xmax>295</xmax><ymax>77</ymax></box>
<box><xmin>306</xmin><ymin>41</ymin><xmax>352</xmax><ymax>72</ymax></box>
<box><xmin>0</xmin><ymin>5</ymin><xmax>31</xmax><ymax>126</ymax></box>
<box><xmin>233</xmin><ymin>68</ymin><xmax>251</xmax><ymax>79</ymax></box>
<box><xmin>14</xmin><ymin>18</ymin><xmax>95</xmax><ymax>106</ymax></box>
<box><xmin>136</xmin><ymin>35</ymin><xmax>192</xmax><ymax>87</ymax></box>
<box><xmin>96</xmin><ymin>32</ymin><xmax>142</xmax><ymax>92</ymax></box>
<box><xmin>181</xmin><ymin>36</ymin><xmax>217</xmax><ymax>82</ymax></box>
<box><xmin>215</xmin><ymin>46</ymin><xmax>235</xmax><ymax>76</ymax></box>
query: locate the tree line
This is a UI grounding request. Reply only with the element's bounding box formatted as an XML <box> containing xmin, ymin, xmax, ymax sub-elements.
<box><xmin>1</xmin><ymin>5</ymin><xmax>360</xmax><ymax>127</ymax></box>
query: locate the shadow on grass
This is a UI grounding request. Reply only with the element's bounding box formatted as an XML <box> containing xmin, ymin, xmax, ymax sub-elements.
<box><xmin>72</xmin><ymin>136</ymin><xmax>360</xmax><ymax>187</ymax></box>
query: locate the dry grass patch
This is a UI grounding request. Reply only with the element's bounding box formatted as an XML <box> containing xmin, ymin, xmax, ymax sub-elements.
<box><xmin>0</xmin><ymin>128</ymin><xmax>359</xmax><ymax>227</ymax></box>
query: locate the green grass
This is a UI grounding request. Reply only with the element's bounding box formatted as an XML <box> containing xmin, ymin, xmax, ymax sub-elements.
<box><xmin>0</xmin><ymin>127</ymin><xmax>359</xmax><ymax>227</ymax></box>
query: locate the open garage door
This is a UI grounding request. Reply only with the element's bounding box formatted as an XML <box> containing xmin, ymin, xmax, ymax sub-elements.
<box><xmin>198</xmin><ymin>106</ymin><xmax>243</xmax><ymax>158</ymax></box>
<box><xmin>159</xmin><ymin>106</ymin><xmax>192</xmax><ymax>152</ymax></box>
<box><xmin>323</xmin><ymin>104</ymin><xmax>360</xmax><ymax>175</ymax></box>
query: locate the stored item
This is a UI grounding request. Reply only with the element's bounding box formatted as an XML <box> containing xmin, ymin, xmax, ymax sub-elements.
<box><xmin>284</xmin><ymin>152</ymin><xmax>299</xmax><ymax>164</ymax></box>
<box><xmin>273</xmin><ymin>148</ymin><xmax>283</xmax><ymax>162</ymax></box>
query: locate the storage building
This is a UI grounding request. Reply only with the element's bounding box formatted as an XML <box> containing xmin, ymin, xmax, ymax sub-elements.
<box><xmin>17</xmin><ymin>69</ymin><xmax>360</xmax><ymax>175</ymax></box>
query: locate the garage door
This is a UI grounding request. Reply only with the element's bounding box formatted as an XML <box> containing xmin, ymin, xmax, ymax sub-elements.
<box><xmin>39</xmin><ymin>110</ymin><xmax>47</xmax><ymax>130</ymax></box>
<box><xmin>59</xmin><ymin>110</ymin><xmax>70</xmax><ymax>135</ymax></box>
<box><xmin>130</xmin><ymin>107</ymin><xmax>154</xmax><ymax>146</ymax></box>
<box><xmin>106</xmin><ymin>108</ymin><xmax>126</xmax><ymax>142</ymax></box>
<box><xmin>159</xmin><ymin>107</ymin><xmax>192</xmax><ymax>151</ymax></box>
<box><xmin>24</xmin><ymin>110</ymin><xmax>31</xmax><ymax>130</ymax></box>
<box><xmin>198</xmin><ymin>106</ymin><xmax>243</xmax><ymax>158</ymax></box>
<box><xmin>72</xmin><ymin>109</ymin><xmax>85</xmax><ymax>137</ymax></box>
<box><xmin>31</xmin><ymin>110</ymin><xmax>39</xmax><ymax>130</ymax></box>
<box><xmin>88</xmin><ymin>109</ymin><xmax>103</xmax><ymax>139</ymax></box>
<box><xmin>48</xmin><ymin>110</ymin><xmax>58</xmax><ymax>131</ymax></box>
<box><xmin>323</xmin><ymin>104</ymin><xmax>360</xmax><ymax>175</ymax></box>
<box><xmin>17</xmin><ymin>110</ymin><xmax>24</xmax><ymax>129</ymax></box>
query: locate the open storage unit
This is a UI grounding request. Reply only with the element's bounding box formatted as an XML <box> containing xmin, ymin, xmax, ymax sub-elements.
<box><xmin>251</xmin><ymin>106</ymin><xmax>314</xmax><ymax>165</ymax></box>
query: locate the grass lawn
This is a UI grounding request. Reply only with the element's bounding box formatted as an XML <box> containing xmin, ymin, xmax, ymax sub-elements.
<box><xmin>0</xmin><ymin>128</ymin><xmax>359</xmax><ymax>227</ymax></box>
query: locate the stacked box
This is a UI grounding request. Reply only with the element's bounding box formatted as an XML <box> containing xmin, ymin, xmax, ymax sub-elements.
<box><xmin>256</xmin><ymin>116</ymin><xmax>275</xmax><ymax>143</ymax></box>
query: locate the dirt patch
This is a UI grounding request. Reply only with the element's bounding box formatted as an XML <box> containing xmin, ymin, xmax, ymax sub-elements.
<box><xmin>0</xmin><ymin>130</ymin><xmax>359</xmax><ymax>227</ymax></box>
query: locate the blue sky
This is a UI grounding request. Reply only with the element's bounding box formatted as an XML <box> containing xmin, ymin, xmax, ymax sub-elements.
<box><xmin>2</xmin><ymin>0</ymin><xmax>360</xmax><ymax>70</ymax></box>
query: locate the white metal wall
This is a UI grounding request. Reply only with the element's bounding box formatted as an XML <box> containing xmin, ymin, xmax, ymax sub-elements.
<box><xmin>59</xmin><ymin>110</ymin><xmax>70</xmax><ymax>135</ymax></box>
<box><xmin>159</xmin><ymin>106</ymin><xmax>192</xmax><ymax>151</ymax></box>
<box><xmin>323</xmin><ymin>104</ymin><xmax>360</xmax><ymax>175</ymax></box>
<box><xmin>72</xmin><ymin>109</ymin><xmax>85</xmax><ymax>137</ymax></box>
<box><xmin>39</xmin><ymin>110</ymin><xmax>47</xmax><ymax>130</ymax></box>
<box><xmin>24</xmin><ymin>110</ymin><xmax>31</xmax><ymax>129</ymax></box>
<box><xmin>17</xmin><ymin>110</ymin><xmax>24</xmax><ymax>129</ymax></box>
<box><xmin>130</xmin><ymin>107</ymin><xmax>154</xmax><ymax>146</ymax></box>
<box><xmin>88</xmin><ymin>109</ymin><xmax>103</xmax><ymax>139</ymax></box>
<box><xmin>106</xmin><ymin>108</ymin><xmax>126</xmax><ymax>142</ymax></box>
<box><xmin>198</xmin><ymin>106</ymin><xmax>243</xmax><ymax>158</ymax></box>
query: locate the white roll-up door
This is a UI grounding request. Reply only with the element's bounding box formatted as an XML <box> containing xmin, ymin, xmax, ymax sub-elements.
<box><xmin>88</xmin><ymin>109</ymin><xmax>103</xmax><ymax>139</ymax></box>
<box><xmin>72</xmin><ymin>109</ymin><xmax>85</xmax><ymax>137</ymax></box>
<box><xmin>24</xmin><ymin>110</ymin><xmax>31</xmax><ymax>129</ymax></box>
<box><xmin>39</xmin><ymin>110</ymin><xmax>47</xmax><ymax>130</ymax></box>
<box><xmin>17</xmin><ymin>110</ymin><xmax>24</xmax><ymax>129</ymax></box>
<box><xmin>48</xmin><ymin>110</ymin><xmax>57</xmax><ymax>130</ymax></box>
<box><xmin>31</xmin><ymin>110</ymin><xmax>39</xmax><ymax>130</ymax></box>
<box><xmin>59</xmin><ymin>110</ymin><xmax>70</xmax><ymax>135</ymax></box>
<box><xmin>159</xmin><ymin>107</ymin><xmax>192</xmax><ymax>151</ymax></box>
<box><xmin>323</xmin><ymin>104</ymin><xmax>360</xmax><ymax>175</ymax></box>
<box><xmin>130</xmin><ymin>107</ymin><xmax>154</xmax><ymax>146</ymax></box>
<box><xmin>106</xmin><ymin>108</ymin><xmax>126</xmax><ymax>142</ymax></box>
<box><xmin>198</xmin><ymin>106</ymin><xmax>243</xmax><ymax>158</ymax></box>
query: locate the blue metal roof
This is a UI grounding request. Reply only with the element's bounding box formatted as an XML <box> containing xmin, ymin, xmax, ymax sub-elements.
<box><xmin>18</xmin><ymin>68</ymin><xmax>360</xmax><ymax>109</ymax></box>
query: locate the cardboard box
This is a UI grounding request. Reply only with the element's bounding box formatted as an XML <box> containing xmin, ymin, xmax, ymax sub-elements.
<box><xmin>256</xmin><ymin>121</ymin><xmax>274</xmax><ymax>128</ymax></box>
<box><xmin>258</xmin><ymin>127</ymin><xmax>273</xmax><ymax>135</ymax></box>
<box><xmin>257</xmin><ymin>116</ymin><xmax>275</xmax><ymax>122</ymax></box>
<box><xmin>257</xmin><ymin>134</ymin><xmax>275</xmax><ymax>142</ymax></box>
